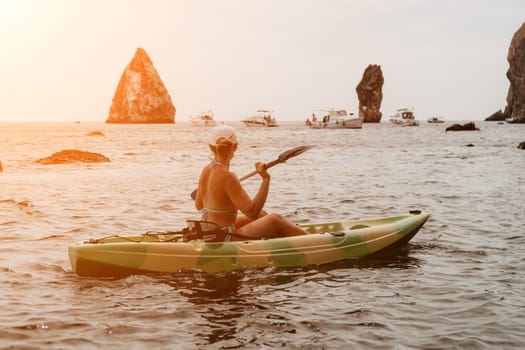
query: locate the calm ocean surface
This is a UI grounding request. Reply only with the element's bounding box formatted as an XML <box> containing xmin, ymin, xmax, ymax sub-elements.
<box><xmin>1</xmin><ymin>121</ymin><xmax>524</xmax><ymax>349</ymax></box>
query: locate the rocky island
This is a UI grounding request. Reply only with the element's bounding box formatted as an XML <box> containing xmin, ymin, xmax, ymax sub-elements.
<box><xmin>106</xmin><ymin>48</ymin><xmax>175</xmax><ymax>124</ymax></box>
<box><xmin>35</xmin><ymin>150</ymin><xmax>110</xmax><ymax>164</ymax></box>
<box><xmin>445</xmin><ymin>122</ymin><xmax>479</xmax><ymax>131</ymax></box>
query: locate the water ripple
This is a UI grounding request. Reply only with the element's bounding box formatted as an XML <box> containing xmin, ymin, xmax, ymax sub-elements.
<box><xmin>1</xmin><ymin>122</ymin><xmax>524</xmax><ymax>349</ymax></box>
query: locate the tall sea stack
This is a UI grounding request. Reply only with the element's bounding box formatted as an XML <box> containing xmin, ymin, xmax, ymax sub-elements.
<box><xmin>106</xmin><ymin>48</ymin><xmax>175</xmax><ymax>124</ymax></box>
<box><xmin>356</xmin><ymin>64</ymin><xmax>384</xmax><ymax>123</ymax></box>
<box><xmin>503</xmin><ymin>22</ymin><xmax>525</xmax><ymax>122</ymax></box>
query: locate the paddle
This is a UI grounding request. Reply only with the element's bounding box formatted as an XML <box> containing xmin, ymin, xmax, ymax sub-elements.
<box><xmin>190</xmin><ymin>145</ymin><xmax>313</xmax><ymax>200</ymax></box>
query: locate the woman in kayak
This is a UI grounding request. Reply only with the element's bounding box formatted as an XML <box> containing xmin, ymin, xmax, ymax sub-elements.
<box><xmin>195</xmin><ymin>125</ymin><xmax>307</xmax><ymax>241</ymax></box>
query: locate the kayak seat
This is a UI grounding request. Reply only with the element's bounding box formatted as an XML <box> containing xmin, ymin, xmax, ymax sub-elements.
<box><xmin>183</xmin><ymin>220</ymin><xmax>254</xmax><ymax>243</ymax></box>
<box><xmin>183</xmin><ymin>220</ymin><xmax>224</xmax><ymax>242</ymax></box>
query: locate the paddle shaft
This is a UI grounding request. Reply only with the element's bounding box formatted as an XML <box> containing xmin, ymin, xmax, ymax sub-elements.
<box><xmin>190</xmin><ymin>145</ymin><xmax>312</xmax><ymax>200</ymax></box>
<box><xmin>238</xmin><ymin>158</ymin><xmax>281</xmax><ymax>181</ymax></box>
<box><xmin>191</xmin><ymin>158</ymin><xmax>282</xmax><ymax>200</ymax></box>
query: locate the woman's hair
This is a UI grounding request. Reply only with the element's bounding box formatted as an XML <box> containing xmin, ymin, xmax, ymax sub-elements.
<box><xmin>209</xmin><ymin>137</ymin><xmax>237</xmax><ymax>156</ymax></box>
<box><xmin>209</xmin><ymin>125</ymin><xmax>237</xmax><ymax>146</ymax></box>
<box><xmin>208</xmin><ymin>125</ymin><xmax>238</xmax><ymax>156</ymax></box>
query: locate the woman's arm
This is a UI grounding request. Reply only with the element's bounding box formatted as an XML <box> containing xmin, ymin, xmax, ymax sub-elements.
<box><xmin>195</xmin><ymin>169</ymin><xmax>206</xmax><ymax>211</ymax></box>
<box><xmin>227</xmin><ymin>162</ymin><xmax>270</xmax><ymax>218</ymax></box>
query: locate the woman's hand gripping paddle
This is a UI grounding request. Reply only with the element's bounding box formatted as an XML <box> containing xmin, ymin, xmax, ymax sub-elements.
<box><xmin>190</xmin><ymin>145</ymin><xmax>313</xmax><ymax>200</ymax></box>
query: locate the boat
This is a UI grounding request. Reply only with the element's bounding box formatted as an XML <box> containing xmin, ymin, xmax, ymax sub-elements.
<box><xmin>68</xmin><ymin>212</ymin><xmax>430</xmax><ymax>276</ymax></box>
<box><xmin>427</xmin><ymin>116</ymin><xmax>444</xmax><ymax>124</ymax></box>
<box><xmin>308</xmin><ymin>110</ymin><xmax>363</xmax><ymax>129</ymax></box>
<box><xmin>241</xmin><ymin>110</ymin><xmax>278</xmax><ymax>127</ymax></box>
<box><xmin>190</xmin><ymin>111</ymin><xmax>217</xmax><ymax>127</ymax></box>
<box><xmin>390</xmin><ymin>108</ymin><xmax>419</xmax><ymax>126</ymax></box>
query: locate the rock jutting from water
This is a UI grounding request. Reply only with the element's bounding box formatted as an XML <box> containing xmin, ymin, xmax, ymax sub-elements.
<box><xmin>445</xmin><ymin>122</ymin><xmax>479</xmax><ymax>131</ymax></box>
<box><xmin>356</xmin><ymin>64</ymin><xmax>384</xmax><ymax>123</ymax></box>
<box><xmin>106</xmin><ymin>48</ymin><xmax>175</xmax><ymax>124</ymax></box>
<box><xmin>35</xmin><ymin>150</ymin><xmax>110</xmax><ymax>164</ymax></box>
<box><xmin>485</xmin><ymin>110</ymin><xmax>505</xmax><ymax>121</ymax></box>
<box><xmin>87</xmin><ymin>131</ymin><xmax>104</xmax><ymax>136</ymax></box>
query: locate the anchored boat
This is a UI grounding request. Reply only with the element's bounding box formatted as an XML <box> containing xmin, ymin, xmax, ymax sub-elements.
<box><xmin>390</xmin><ymin>108</ymin><xmax>419</xmax><ymax>126</ymax></box>
<box><xmin>308</xmin><ymin>109</ymin><xmax>363</xmax><ymax>129</ymax></box>
<box><xmin>241</xmin><ymin>110</ymin><xmax>278</xmax><ymax>127</ymax></box>
<box><xmin>427</xmin><ymin>116</ymin><xmax>444</xmax><ymax>124</ymax></box>
<box><xmin>190</xmin><ymin>110</ymin><xmax>217</xmax><ymax>126</ymax></box>
<box><xmin>69</xmin><ymin>212</ymin><xmax>429</xmax><ymax>276</ymax></box>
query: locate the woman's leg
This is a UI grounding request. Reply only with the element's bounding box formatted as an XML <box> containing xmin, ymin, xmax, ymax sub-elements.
<box><xmin>235</xmin><ymin>210</ymin><xmax>267</xmax><ymax>230</ymax></box>
<box><xmin>235</xmin><ymin>213</ymin><xmax>306</xmax><ymax>239</ymax></box>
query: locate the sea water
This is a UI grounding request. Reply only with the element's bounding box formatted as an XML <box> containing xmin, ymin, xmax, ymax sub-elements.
<box><xmin>1</xmin><ymin>121</ymin><xmax>524</xmax><ymax>349</ymax></box>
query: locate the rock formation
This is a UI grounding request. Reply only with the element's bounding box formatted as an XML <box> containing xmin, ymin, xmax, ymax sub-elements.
<box><xmin>356</xmin><ymin>64</ymin><xmax>384</xmax><ymax>123</ymax></box>
<box><xmin>35</xmin><ymin>150</ymin><xmax>110</xmax><ymax>164</ymax></box>
<box><xmin>87</xmin><ymin>131</ymin><xmax>104</xmax><ymax>136</ymax></box>
<box><xmin>445</xmin><ymin>122</ymin><xmax>479</xmax><ymax>131</ymax></box>
<box><xmin>503</xmin><ymin>22</ymin><xmax>525</xmax><ymax>122</ymax></box>
<box><xmin>0</xmin><ymin>161</ymin><xmax>3</xmax><ymax>172</ymax></box>
<box><xmin>485</xmin><ymin>110</ymin><xmax>505</xmax><ymax>121</ymax></box>
<box><xmin>106</xmin><ymin>48</ymin><xmax>175</xmax><ymax>123</ymax></box>
<box><xmin>518</xmin><ymin>141</ymin><xmax>525</xmax><ymax>149</ymax></box>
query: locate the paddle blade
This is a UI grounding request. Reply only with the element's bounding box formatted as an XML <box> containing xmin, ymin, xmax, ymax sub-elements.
<box><xmin>277</xmin><ymin>145</ymin><xmax>313</xmax><ymax>162</ymax></box>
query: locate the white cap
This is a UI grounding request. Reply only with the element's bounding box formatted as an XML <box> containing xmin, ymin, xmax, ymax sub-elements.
<box><xmin>209</xmin><ymin>125</ymin><xmax>238</xmax><ymax>146</ymax></box>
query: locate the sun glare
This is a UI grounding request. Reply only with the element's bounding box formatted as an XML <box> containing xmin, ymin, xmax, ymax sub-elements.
<box><xmin>0</xmin><ymin>0</ymin><xmax>21</xmax><ymax>27</ymax></box>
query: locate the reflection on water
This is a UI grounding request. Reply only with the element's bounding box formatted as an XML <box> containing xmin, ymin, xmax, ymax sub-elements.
<box><xmin>174</xmin><ymin>273</ymin><xmax>244</xmax><ymax>346</ymax></box>
<box><xmin>138</xmin><ymin>244</ymin><xmax>427</xmax><ymax>348</ymax></box>
<box><xmin>321</xmin><ymin>243</ymin><xmax>423</xmax><ymax>270</ymax></box>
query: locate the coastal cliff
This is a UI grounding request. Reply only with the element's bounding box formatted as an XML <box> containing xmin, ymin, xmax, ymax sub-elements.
<box><xmin>106</xmin><ymin>48</ymin><xmax>175</xmax><ymax>124</ymax></box>
<box><xmin>487</xmin><ymin>22</ymin><xmax>525</xmax><ymax>122</ymax></box>
<box><xmin>504</xmin><ymin>22</ymin><xmax>525</xmax><ymax>122</ymax></box>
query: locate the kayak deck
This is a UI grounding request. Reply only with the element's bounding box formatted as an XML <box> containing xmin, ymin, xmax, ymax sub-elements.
<box><xmin>69</xmin><ymin>212</ymin><xmax>429</xmax><ymax>276</ymax></box>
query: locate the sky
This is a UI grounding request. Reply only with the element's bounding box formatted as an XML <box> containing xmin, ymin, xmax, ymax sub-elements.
<box><xmin>0</xmin><ymin>0</ymin><xmax>523</xmax><ymax>122</ymax></box>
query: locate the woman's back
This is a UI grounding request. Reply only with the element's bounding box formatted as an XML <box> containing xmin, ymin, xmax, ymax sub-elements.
<box><xmin>200</xmin><ymin>164</ymin><xmax>237</xmax><ymax>228</ymax></box>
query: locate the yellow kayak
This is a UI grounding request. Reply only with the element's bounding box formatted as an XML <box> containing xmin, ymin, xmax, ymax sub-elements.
<box><xmin>69</xmin><ymin>212</ymin><xmax>429</xmax><ymax>276</ymax></box>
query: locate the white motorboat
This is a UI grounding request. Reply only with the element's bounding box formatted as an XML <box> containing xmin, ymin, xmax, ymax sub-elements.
<box><xmin>390</xmin><ymin>108</ymin><xmax>419</xmax><ymax>126</ymax></box>
<box><xmin>308</xmin><ymin>110</ymin><xmax>363</xmax><ymax>129</ymax></box>
<box><xmin>241</xmin><ymin>110</ymin><xmax>278</xmax><ymax>127</ymax></box>
<box><xmin>427</xmin><ymin>116</ymin><xmax>444</xmax><ymax>123</ymax></box>
<box><xmin>190</xmin><ymin>111</ymin><xmax>217</xmax><ymax>126</ymax></box>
